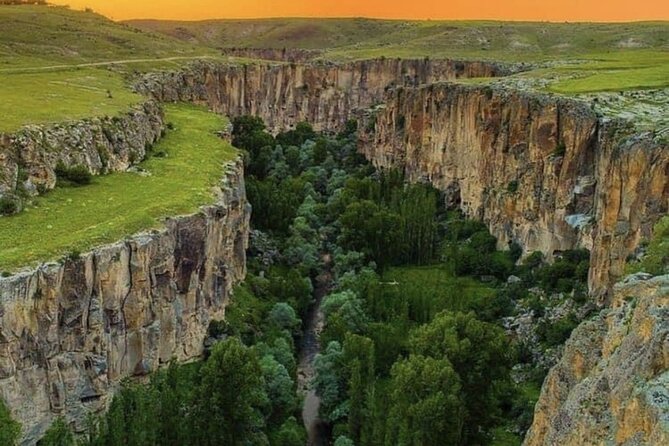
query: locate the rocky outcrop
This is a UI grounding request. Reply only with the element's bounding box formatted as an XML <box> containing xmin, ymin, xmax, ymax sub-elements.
<box><xmin>0</xmin><ymin>159</ymin><xmax>250</xmax><ymax>445</ymax></box>
<box><xmin>524</xmin><ymin>273</ymin><xmax>669</xmax><ymax>445</ymax></box>
<box><xmin>357</xmin><ymin>84</ymin><xmax>669</xmax><ymax>297</ymax></box>
<box><xmin>0</xmin><ymin>101</ymin><xmax>164</xmax><ymax>200</ymax></box>
<box><xmin>136</xmin><ymin>58</ymin><xmax>513</xmax><ymax>133</ymax></box>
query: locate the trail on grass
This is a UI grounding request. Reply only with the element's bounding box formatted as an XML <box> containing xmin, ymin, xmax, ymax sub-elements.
<box><xmin>0</xmin><ymin>55</ymin><xmax>217</xmax><ymax>74</ymax></box>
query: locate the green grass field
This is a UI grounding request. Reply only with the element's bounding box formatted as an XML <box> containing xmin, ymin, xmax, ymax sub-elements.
<box><xmin>0</xmin><ymin>104</ymin><xmax>237</xmax><ymax>272</ymax></box>
<box><xmin>0</xmin><ymin>68</ymin><xmax>141</xmax><ymax>133</ymax></box>
<box><xmin>380</xmin><ymin>264</ymin><xmax>495</xmax><ymax>317</ymax></box>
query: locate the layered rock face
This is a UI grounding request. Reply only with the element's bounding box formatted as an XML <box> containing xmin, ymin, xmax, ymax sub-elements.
<box><xmin>524</xmin><ymin>273</ymin><xmax>669</xmax><ymax>446</ymax></box>
<box><xmin>358</xmin><ymin>84</ymin><xmax>669</xmax><ymax>297</ymax></box>
<box><xmin>0</xmin><ymin>101</ymin><xmax>163</xmax><ymax>200</ymax></box>
<box><xmin>136</xmin><ymin>58</ymin><xmax>512</xmax><ymax>133</ymax></box>
<box><xmin>0</xmin><ymin>159</ymin><xmax>250</xmax><ymax>444</ymax></box>
<box><xmin>138</xmin><ymin>60</ymin><xmax>667</xmax><ymax>296</ymax></box>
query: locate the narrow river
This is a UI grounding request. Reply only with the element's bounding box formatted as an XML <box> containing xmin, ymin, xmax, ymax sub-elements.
<box><xmin>297</xmin><ymin>254</ymin><xmax>332</xmax><ymax>446</ymax></box>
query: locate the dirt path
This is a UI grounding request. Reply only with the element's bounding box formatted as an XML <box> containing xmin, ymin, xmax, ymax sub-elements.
<box><xmin>297</xmin><ymin>254</ymin><xmax>332</xmax><ymax>446</ymax></box>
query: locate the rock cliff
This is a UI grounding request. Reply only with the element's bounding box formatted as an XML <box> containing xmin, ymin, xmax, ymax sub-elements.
<box><xmin>138</xmin><ymin>60</ymin><xmax>668</xmax><ymax>297</ymax></box>
<box><xmin>524</xmin><ymin>273</ymin><xmax>669</xmax><ymax>446</ymax></box>
<box><xmin>357</xmin><ymin>83</ymin><xmax>669</xmax><ymax>298</ymax></box>
<box><xmin>0</xmin><ymin>159</ymin><xmax>250</xmax><ymax>444</ymax></box>
<box><xmin>0</xmin><ymin>101</ymin><xmax>163</xmax><ymax>202</ymax></box>
<box><xmin>136</xmin><ymin>58</ymin><xmax>512</xmax><ymax>133</ymax></box>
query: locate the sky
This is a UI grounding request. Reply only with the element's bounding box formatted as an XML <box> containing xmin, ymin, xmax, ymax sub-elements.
<box><xmin>51</xmin><ymin>0</ymin><xmax>669</xmax><ymax>22</ymax></box>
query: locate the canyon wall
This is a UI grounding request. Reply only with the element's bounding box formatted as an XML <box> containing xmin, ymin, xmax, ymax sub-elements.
<box><xmin>524</xmin><ymin>273</ymin><xmax>669</xmax><ymax>445</ymax></box>
<box><xmin>0</xmin><ymin>159</ymin><xmax>250</xmax><ymax>445</ymax></box>
<box><xmin>139</xmin><ymin>59</ymin><xmax>668</xmax><ymax>297</ymax></box>
<box><xmin>0</xmin><ymin>101</ymin><xmax>163</xmax><ymax>203</ymax></box>
<box><xmin>358</xmin><ymin>83</ymin><xmax>669</xmax><ymax>298</ymax></box>
<box><xmin>136</xmin><ymin>58</ymin><xmax>512</xmax><ymax>133</ymax></box>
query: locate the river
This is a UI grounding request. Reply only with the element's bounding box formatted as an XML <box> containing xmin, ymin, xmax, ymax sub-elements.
<box><xmin>297</xmin><ymin>254</ymin><xmax>332</xmax><ymax>446</ymax></box>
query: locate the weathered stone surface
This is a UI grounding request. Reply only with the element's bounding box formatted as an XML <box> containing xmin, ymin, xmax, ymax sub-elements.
<box><xmin>136</xmin><ymin>58</ymin><xmax>512</xmax><ymax>133</ymax></box>
<box><xmin>358</xmin><ymin>83</ymin><xmax>669</xmax><ymax>298</ymax></box>
<box><xmin>0</xmin><ymin>101</ymin><xmax>164</xmax><ymax>198</ymax></box>
<box><xmin>524</xmin><ymin>274</ymin><xmax>669</xmax><ymax>446</ymax></box>
<box><xmin>0</xmin><ymin>159</ymin><xmax>250</xmax><ymax>445</ymax></box>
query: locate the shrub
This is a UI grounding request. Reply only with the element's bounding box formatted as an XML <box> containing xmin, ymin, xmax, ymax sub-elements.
<box><xmin>0</xmin><ymin>195</ymin><xmax>20</xmax><ymax>216</ymax></box>
<box><xmin>60</xmin><ymin>250</ymin><xmax>82</xmax><ymax>264</ymax></box>
<box><xmin>507</xmin><ymin>180</ymin><xmax>519</xmax><ymax>193</ymax></box>
<box><xmin>55</xmin><ymin>163</ymin><xmax>92</xmax><ymax>186</ymax></box>
<box><xmin>537</xmin><ymin>313</ymin><xmax>579</xmax><ymax>347</ymax></box>
<box><xmin>552</xmin><ymin>142</ymin><xmax>567</xmax><ymax>157</ymax></box>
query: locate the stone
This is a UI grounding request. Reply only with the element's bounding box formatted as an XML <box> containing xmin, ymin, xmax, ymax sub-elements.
<box><xmin>524</xmin><ymin>275</ymin><xmax>669</xmax><ymax>446</ymax></box>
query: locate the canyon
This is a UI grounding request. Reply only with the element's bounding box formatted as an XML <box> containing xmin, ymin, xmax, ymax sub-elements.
<box><xmin>0</xmin><ymin>56</ymin><xmax>667</xmax><ymax>444</ymax></box>
<box><xmin>136</xmin><ymin>58</ymin><xmax>668</xmax><ymax>299</ymax></box>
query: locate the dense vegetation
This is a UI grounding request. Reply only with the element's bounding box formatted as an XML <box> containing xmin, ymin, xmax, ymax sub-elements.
<box><xmin>0</xmin><ymin>116</ymin><xmax>592</xmax><ymax>445</ymax></box>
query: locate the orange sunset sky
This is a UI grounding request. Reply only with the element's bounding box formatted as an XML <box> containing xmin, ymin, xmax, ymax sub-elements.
<box><xmin>51</xmin><ymin>0</ymin><xmax>669</xmax><ymax>22</ymax></box>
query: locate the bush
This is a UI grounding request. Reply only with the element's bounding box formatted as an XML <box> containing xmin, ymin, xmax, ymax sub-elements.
<box><xmin>507</xmin><ymin>180</ymin><xmax>519</xmax><ymax>193</ymax></box>
<box><xmin>55</xmin><ymin>163</ymin><xmax>92</xmax><ymax>186</ymax></box>
<box><xmin>552</xmin><ymin>142</ymin><xmax>566</xmax><ymax>157</ymax></box>
<box><xmin>0</xmin><ymin>195</ymin><xmax>20</xmax><ymax>216</ymax></box>
<box><xmin>537</xmin><ymin>313</ymin><xmax>579</xmax><ymax>347</ymax></box>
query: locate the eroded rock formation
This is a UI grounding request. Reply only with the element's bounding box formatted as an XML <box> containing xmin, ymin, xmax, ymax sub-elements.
<box><xmin>136</xmin><ymin>58</ymin><xmax>512</xmax><ymax>133</ymax></box>
<box><xmin>358</xmin><ymin>83</ymin><xmax>669</xmax><ymax>298</ymax></box>
<box><xmin>138</xmin><ymin>60</ymin><xmax>668</xmax><ymax>297</ymax></box>
<box><xmin>0</xmin><ymin>101</ymin><xmax>164</xmax><ymax>200</ymax></box>
<box><xmin>524</xmin><ymin>273</ymin><xmax>669</xmax><ymax>446</ymax></box>
<box><xmin>0</xmin><ymin>159</ymin><xmax>250</xmax><ymax>444</ymax></box>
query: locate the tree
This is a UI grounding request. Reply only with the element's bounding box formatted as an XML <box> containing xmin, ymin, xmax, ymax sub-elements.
<box><xmin>409</xmin><ymin>311</ymin><xmax>512</xmax><ymax>444</ymax></box>
<box><xmin>260</xmin><ymin>355</ymin><xmax>297</xmax><ymax>425</ymax></box>
<box><xmin>271</xmin><ymin>417</ymin><xmax>307</xmax><ymax>446</ymax></box>
<box><xmin>314</xmin><ymin>342</ymin><xmax>347</xmax><ymax>423</ymax></box>
<box><xmin>322</xmin><ymin>291</ymin><xmax>369</xmax><ymax>344</ymax></box>
<box><xmin>0</xmin><ymin>399</ymin><xmax>21</xmax><ymax>446</ymax></box>
<box><xmin>342</xmin><ymin>334</ymin><xmax>375</xmax><ymax>444</ymax></box>
<box><xmin>39</xmin><ymin>418</ymin><xmax>74</xmax><ymax>446</ymax></box>
<box><xmin>193</xmin><ymin>338</ymin><xmax>268</xmax><ymax>446</ymax></box>
<box><xmin>386</xmin><ymin>355</ymin><xmax>463</xmax><ymax>446</ymax></box>
<box><xmin>267</xmin><ymin>302</ymin><xmax>301</xmax><ymax>334</ymax></box>
<box><xmin>338</xmin><ymin>200</ymin><xmax>403</xmax><ymax>270</ymax></box>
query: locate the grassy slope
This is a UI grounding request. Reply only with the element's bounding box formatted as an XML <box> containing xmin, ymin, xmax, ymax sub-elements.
<box><xmin>127</xmin><ymin>18</ymin><xmax>669</xmax><ymax>61</ymax></box>
<box><xmin>0</xmin><ymin>5</ymin><xmax>222</xmax><ymax>133</ymax></box>
<box><xmin>129</xmin><ymin>18</ymin><xmax>669</xmax><ymax>93</ymax></box>
<box><xmin>0</xmin><ymin>68</ymin><xmax>141</xmax><ymax>133</ymax></box>
<box><xmin>0</xmin><ymin>5</ymin><xmax>213</xmax><ymax>69</ymax></box>
<box><xmin>0</xmin><ymin>104</ymin><xmax>237</xmax><ymax>272</ymax></box>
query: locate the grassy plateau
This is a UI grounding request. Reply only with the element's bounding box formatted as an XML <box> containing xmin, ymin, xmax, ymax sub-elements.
<box><xmin>0</xmin><ymin>68</ymin><xmax>141</xmax><ymax>133</ymax></box>
<box><xmin>0</xmin><ymin>104</ymin><xmax>237</xmax><ymax>272</ymax></box>
<box><xmin>131</xmin><ymin>18</ymin><xmax>669</xmax><ymax>94</ymax></box>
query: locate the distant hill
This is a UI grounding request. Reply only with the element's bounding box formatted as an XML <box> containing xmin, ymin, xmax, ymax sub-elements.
<box><xmin>126</xmin><ymin>18</ymin><xmax>669</xmax><ymax>62</ymax></box>
<box><xmin>0</xmin><ymin>4</ymin><xmax>214</xmax><ymax>69</ymax></box>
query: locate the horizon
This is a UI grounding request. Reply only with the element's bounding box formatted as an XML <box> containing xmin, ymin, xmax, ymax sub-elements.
<box><xmin>48</xmin><ymin>0</ymin><xmax>669</xmax><ymax>22</ymax></box>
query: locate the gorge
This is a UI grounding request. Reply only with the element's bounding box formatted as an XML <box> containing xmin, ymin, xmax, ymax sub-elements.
<box><xmin>0</xmin><ymin>55</ymin><xmax>667</xmax><ymax>445</ymax></box>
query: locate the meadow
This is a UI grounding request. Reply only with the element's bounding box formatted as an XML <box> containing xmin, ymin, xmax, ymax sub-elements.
<box><xmin>0</xmin><ymin>104</ymin><xmax>237</xmax><ymax>271</ymax></box>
